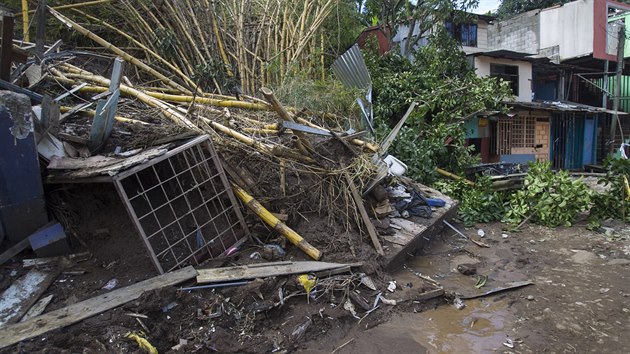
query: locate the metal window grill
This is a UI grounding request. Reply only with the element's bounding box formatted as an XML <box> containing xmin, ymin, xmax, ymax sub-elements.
<box><xmin>112</xmin><ymin>136</ymin><xmax>248</xmax><ymax>274</ymax></box>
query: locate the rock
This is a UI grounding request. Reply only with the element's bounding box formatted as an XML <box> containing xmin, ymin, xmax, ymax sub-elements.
<box><xmin>527</xmin><ymin>295</ymin><xmax>535</xmax><ymax>301</ymax></box>
<box><xmin>570</xmin><ymin>250</ymin><xmax>598</xmax><ymax>264</ymax></box>
<box><xmin>607</xmin><ymin>258</ymin><xmax>630</xmax><ymax>266</ymax></box>
<box><xmin>456</xmin><ymin>263</ymin><xmax>477</xmax><ymax>275</ymax></box>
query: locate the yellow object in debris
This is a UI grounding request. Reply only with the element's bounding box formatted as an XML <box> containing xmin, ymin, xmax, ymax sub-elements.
<box><xmin>125</xmin><ymin>332</ymin><xmax>158</xmax><ymax>354</ymax></box>
<box><xmin>297</xmin><ymin>274</ymin><xmax>317</xmax><ymax>295</ymax></box>
<box><xmin>624</xmin><ymin>176</ymin><xmax>630</xmax><ymax>201</ymax></box>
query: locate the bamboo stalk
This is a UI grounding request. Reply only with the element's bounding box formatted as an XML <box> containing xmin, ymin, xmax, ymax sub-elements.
<box><xmin>24</xmin><ymin>0</ymin><xmax>112</xmax><ymax>15</ymax></box>
<box><xmin>21</xmin><ymin>0</ymin><xmax>29</xmax><ymax>42</ymax></box>
<box><xmin>57</xmin><ymin>73</ymin><xmax>271</xmax><ymax>110</ymax></box>
<box><xmin>70</xmin><ymin>9</ymin><xmax>198</xmax><ymax>91</ymax></box>
<box><xmin>232</xmin><ymin>183</ymin><xmax>322</xmax><ymax>260</ymax></box>
<box><xmin>48</xmin><ymin>7</ymin><xmax>190</xmax><ymax>93</ymax></box>
<box><xmin>59</xmin><ymin>106</ymin><xmax>150</xmax><ymax>125</ymax></box>
<box><xmin>260</xmin><ymin>86</ymin><xmax>313</xmax><ymax>155</ymax></box>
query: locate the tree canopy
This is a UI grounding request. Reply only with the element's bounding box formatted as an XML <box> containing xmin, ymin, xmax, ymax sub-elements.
<box><xmin>495</xmin><ymin>0</ymin><xmax>570</xmax><ymax>19</ymax></box>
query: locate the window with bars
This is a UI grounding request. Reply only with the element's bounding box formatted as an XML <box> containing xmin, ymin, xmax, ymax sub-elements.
<box><xmin>495</xmin><ymin>115</ymin><xmax>536</xmax><ymax>155</ymax></box>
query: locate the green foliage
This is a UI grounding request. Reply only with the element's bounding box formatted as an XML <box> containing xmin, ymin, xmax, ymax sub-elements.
<box><xmin>590</xmin><ymin>157</ymin><xmax>630</xmax><ymax>223</ymax></box>
<box><xmin>274</xmin><ymin>76</ymin><xmax>362</xmax><ymax>119</ymax></box>
<box><xmin>366</xmin><ymin>29</ymin><xmax>511</xmax><ymax>183</ymax></box>
<box><xmin>504</xmin><ymin>162</ymin><xmax>592</xmax><ymax>227</ymax></box>
<box><xmin>436</xmin><ymin>177</ymin><xmax>507</xmax><ymax>226</ymax></box>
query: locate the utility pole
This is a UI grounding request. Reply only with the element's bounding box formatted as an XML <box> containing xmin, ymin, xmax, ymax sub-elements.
<box><xmin>602</xmin><ymin>60</ymin><xmax>609</xmax><ymax>108</ymax></box>
<box><xmin>610</xmin><ymin>23</ymin><xmax>625</xmax><ymax>155</ymax></box>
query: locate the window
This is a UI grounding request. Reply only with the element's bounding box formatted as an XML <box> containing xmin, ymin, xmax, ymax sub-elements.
<box><xmin>445</xmin><ymin>21</ymin><xmax>478</xmax><ymax>47</ymax></box>
<box><xmin>490</xmin><ymin>64</ymin><xmax>519</xmax><ymax>96</ymax></box>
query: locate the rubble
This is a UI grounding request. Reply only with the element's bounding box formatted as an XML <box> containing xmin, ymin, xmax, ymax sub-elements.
<box><xmin>0</xmin><ymin>3</ymin><xmax>456</xmax><ymax>352</ymax></box>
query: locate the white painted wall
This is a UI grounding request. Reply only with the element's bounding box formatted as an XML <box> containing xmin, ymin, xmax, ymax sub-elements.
<box><xmin>474</xmin><ymin>56</ymin><xmax>533</xmax><ymax>102</ymax></box>
<box><xmin>539</xmin><ymin>0</ymin><xmax>594</xmax><ymax>60</ymax></box>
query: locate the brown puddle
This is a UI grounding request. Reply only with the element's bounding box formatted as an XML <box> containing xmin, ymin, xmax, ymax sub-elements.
<box><xmin>332</xmin><ymin>299</ymin><xmax>513</xmax><ymax>354</ymax></box>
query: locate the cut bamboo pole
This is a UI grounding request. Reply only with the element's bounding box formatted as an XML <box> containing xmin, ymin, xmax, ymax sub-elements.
<box><xmin>232</xmin><ymin>183</ymin><xmax>322</xmax><ymax>260</ymax></box>
<box><xmin>260</xmin><ymin>86</ymin><xmax>313</xmax><ymax>155</ymax></box>
<box><xmin>21</xmin><ymin>0</ymin><xmax>29</xmax><ymax>42</ymax></box>
<box><xmin>48</xmin><ymin>7</ymin><xmax>190</xmax><ymax>93</ymax></box>
<box><xmin>436</xmin><ymin>168</ymin><xmax>476</xmax><ymax>186</ymax></box>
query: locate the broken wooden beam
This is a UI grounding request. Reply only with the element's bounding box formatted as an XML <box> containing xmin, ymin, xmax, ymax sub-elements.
<box><xmin>0</xmin><ymin>238</ymin><xmax>31</xmax><ymax>266</ymax></box>
<box><xmin>196</xmin><ymin>261</ymin><xmax>356</xmax><ymax>284</ymax></box>
<box><xmin>0</xmin><ymin>266</ymin><xmax>197</xmax><ymax>349</ymax></box>
<box><xmin>344</xmin><ymin>173</ymin><xmax>384</xmax><ymax>256</ymax></box>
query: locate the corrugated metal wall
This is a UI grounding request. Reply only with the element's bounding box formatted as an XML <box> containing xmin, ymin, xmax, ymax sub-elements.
<box><xmin>596</xmin><ymin>76</ymin><xmax>630</xmax><ymax>113</ymax></box>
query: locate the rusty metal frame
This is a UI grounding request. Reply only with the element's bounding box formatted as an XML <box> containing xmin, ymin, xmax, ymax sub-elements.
<box><xmin>112</xmin><ymin>135</ymin><xmax>249</xmax><ymax>274</ymax></box>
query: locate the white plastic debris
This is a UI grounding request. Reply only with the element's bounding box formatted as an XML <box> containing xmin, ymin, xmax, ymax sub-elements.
<box><xmin>503</xmin><ymin>338</ymin><xmax>514</xmax><ymax>348</ymax></box>
<box><xmin>477</xmin><ymin>229</ymin><xmax>485</xmax><ymax>238</ymax></box>
<box><xmin>387</xmin><ymin>281</ymin><xmax>397</xmax><ymax>293</ymax></box>
<box><xmin>502</xmin><ymin>233</ymin><xmax>509</xmax><ymax>238</ymax></box>
<box><xmin>102</xmin><ymin>278</ymin><xmax>118</xmax><ymax>290</ymax></box>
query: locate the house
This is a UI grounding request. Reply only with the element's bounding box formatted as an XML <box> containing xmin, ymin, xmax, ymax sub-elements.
<box><xmin>357</xmin><ymin>0</ymin><xmax>630</xmax><ymax>170</ymax></box>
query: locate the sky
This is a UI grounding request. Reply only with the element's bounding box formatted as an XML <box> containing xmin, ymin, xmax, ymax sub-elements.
<box><xmin>474</xmin><ymin>0</ymin><xmax>501</xmax><ymax>14</ymax></box>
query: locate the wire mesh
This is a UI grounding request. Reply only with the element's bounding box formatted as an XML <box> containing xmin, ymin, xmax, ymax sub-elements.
<box><xmin>114</xmin><ymin>136</ymin><xmax>248</xmax><ymax>273</ymax></box>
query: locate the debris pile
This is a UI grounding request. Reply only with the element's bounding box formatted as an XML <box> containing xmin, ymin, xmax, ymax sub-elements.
<box><xmin>0</xmin><ymin>2</ymin><xmax>455</xmax><ymax>352</ymax></box>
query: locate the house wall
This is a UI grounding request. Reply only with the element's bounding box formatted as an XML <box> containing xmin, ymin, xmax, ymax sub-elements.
<box><xmin>539</xmin><ymin>0</ymin><xmax>594</xmax><ymax>61</ymax></box>
<box><xmin>474</xmin><ymin>56</ymin><xmax>533</xmax><ymax>102</ymax></box>
<box><xmin>487</xmin><ymin>9</ymin><xmax>540</xmax><ymax>54</ymax></box>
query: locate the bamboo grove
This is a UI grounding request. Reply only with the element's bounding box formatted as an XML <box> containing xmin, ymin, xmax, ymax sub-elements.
<box><xmin>55</xmin><ymin>0</ymin><xmax>340</xmax><ymax>95</ymax></box>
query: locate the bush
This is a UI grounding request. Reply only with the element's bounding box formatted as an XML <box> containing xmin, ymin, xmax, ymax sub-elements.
<box><xmin>503</xmin><ymin>161</ymin><xmax>592</xmax><ymax>227</ymax></box>
<box><xmin>435</xmin><ymin>177</ymin><xmax>507</xmax><ymax>226</ymax></box>
<box><xmin>590</xmin><ymin>157</ymin><xmax>630</xmax><ymax>223</ymax></box>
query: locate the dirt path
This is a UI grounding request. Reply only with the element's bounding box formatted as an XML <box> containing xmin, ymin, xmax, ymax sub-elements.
<box><xmin>301</xmin><ymin>222</ymin><xmax>630</xmax><ymax>353</ymax></box>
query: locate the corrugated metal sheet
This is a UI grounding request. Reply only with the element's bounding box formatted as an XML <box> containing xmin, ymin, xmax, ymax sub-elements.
<box><xmin>331</xmin><ymin>44</ymin><xmax>371</xmax><ymax>90</ymax></box>
<box><xmin>331</xmin><ymin>44</ymin><xmax>374</xmax><ymax>134</ymax></box>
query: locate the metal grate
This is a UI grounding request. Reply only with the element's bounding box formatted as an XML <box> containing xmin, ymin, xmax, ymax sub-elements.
<box><xmin>113</xmin><ymin>136</ymin><xmax>248</xmax><ymax>274</ymax></box>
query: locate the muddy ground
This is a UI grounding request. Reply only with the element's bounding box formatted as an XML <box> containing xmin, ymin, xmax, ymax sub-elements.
<box><xmin>2</xmin><ymin>208</ymin><xmax>630</xmax><ymax>353</ymax></box>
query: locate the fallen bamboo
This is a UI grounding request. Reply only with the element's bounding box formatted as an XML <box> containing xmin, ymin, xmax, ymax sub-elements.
<box><xmin>295</xmin><ymin>117</ymin><xmax>379</xmax><ymax>153</ymax></box>
<box><xmin>260</xmin><ymin>86</ymin><xmax>312</xmax><ymax>155</ymax></box>
<box><xmin>51</xmin><ymin>76</ymin><xmax>254</xmax><ymax>108</ymax></box>
<box><xmin>232</xmin><ymin>184</ymin><xmax>322</xmax><ymax>260</ymax></box>
<box><xmin>48</xmin><ymin>8</ymin><xmax>191</xmax><ymax>93</ymax></box>
<box><xmin>436</xmin><ymin>168</ymin><xmax>476</xmax><ymax>187</ymax></box>
<box><xmin>59</xmin><ymin>106</ymin><xmax>150</xmax><ymax>125</ymax></box>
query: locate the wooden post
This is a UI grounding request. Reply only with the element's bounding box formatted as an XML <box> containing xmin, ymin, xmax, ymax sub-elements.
<box><xmin>344</xmin><ymin>172</ymin><xmax>384</xmax><ymax>256</ymax></box>
<box><xmin>0</xmin><ymin>15</ymin><xmax>13</xmax><ymax>81</ymax></box>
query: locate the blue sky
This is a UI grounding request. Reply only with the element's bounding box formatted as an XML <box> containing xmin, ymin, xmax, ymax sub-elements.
<box><xmin>474</xmin><ymin>0</ymin><xmax>501</xmax><ymax>14</ymax></box>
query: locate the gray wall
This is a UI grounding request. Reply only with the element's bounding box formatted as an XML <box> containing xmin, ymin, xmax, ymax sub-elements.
<box><xmin>487</xmin><ymin>9</ymin><xmax>541</xmax><ymax>55</ymax></box>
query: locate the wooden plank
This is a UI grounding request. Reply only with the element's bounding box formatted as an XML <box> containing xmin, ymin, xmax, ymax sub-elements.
<box><xmin>0</xmin><ymin>238</ymin><xmax>30</xmax><ymax>266</ymax></box>
<box><xmin>20</xmin><ymin>295</ymin><xmax>53</xmax><ymax>322</ymax></box>
<box><xmin>196</xmin><ymin>261</ymin><xmax>353</xmax><ymax>284</ymax></box>
<box><xmin>0</xmin><ymin>266</ymin><xmax>197</xmax><ymax>349</ymax></box>
<box><xmin>0</xmin><ymin>268</ymin><xmax>59</xmax><ymax>327</ymax></box>
<box><xmin>344</xmin><ymin>173</ymin><xmax>385</xmax><ymax>256</ymax></box>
